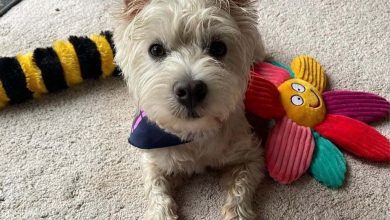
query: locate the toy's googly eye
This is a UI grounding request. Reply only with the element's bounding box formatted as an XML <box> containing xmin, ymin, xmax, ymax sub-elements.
<box><xmin>292</xmin><ymin>83</ymin><xmax>305</xmax><ymax>93</ymax></box>
<box><xmin>291</xmin><ymin>95</ymin><xmax>304</xmax><ymax>106</ymax></box>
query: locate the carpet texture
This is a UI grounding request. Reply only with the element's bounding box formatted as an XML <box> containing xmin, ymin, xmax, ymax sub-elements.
<box><xmin>0</xmin><ymin>0</ymin><xmax>389</xmax><ymax>219</ymax></box>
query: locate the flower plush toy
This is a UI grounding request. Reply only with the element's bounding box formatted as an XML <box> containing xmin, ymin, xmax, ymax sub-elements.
<box><xmin>245</xmin><ymin>55</ymin><xmax>390</xmax><ymax>188</ymax></box>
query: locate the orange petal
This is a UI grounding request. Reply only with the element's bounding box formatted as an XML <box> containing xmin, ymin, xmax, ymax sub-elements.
<box><xmin>290</xmin><ymin>55</ymin><xmax>327</xmax><ymax>93</ymax></box>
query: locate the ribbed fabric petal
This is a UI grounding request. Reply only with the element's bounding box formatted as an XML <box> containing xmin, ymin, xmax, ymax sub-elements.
<box><xmin>271</xmin><ymin>60</ymin><xmax>296</xmax><ymax>78</ymax></box>
<box><xmin>323</xmin><ymin>90</ymin><xmax>390</xmax><ymax>123</ymax></box>
<box><xmin>309</xmin><ymin>132</ymin><xmax>346</xmax><ymax>189</ymax></box>
<box><xmin>266</xmin><ymin>117</ymin><xmax>315</xmax><ymax>184</ymax></box>
<box><xmin>315</xmin><ymin>114</ymin><xmax>390</xmax><ymax>161</ymax></box>
<box><xmin>251</xmin><ymin>62</ymin><xmax>291</xmax><ymax>87</ymax></box>
<box><xmin>245</xmin><ymin>72</ymin><xmax>285</xmax><ymax>119</ymax></box>
<box><xmin>290</xmin><ymin>55</ymin><xmax>327</xmax><ymax>93</ymax></box>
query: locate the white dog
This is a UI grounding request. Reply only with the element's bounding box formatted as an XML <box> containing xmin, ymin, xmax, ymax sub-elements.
<box><xmin>114</xmin><ymin>0</ymin><xmax>266</xmax><ymax>219</ymax></box>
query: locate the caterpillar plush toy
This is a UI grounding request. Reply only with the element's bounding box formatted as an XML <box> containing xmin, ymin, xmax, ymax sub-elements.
<box><xmin>0</xmin><ymin>31</ymin><xmax>118</xmax><ymax>108</ymax></box>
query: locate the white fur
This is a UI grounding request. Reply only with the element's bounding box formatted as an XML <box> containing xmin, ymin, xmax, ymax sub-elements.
<box><xmin>114</xmin><ymin>0</ymin><xmax>266</xmax><ymax>219</ymax></box>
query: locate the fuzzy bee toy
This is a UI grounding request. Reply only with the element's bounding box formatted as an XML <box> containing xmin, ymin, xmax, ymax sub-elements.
<box><xmin>0</xmin><ymin>31</ymin><xmax>118</xmax><ymax>108</ymax></box>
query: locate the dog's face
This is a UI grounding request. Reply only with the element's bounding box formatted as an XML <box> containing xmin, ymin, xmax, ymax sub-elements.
<box><xmin>114</xmin><ymin>0</ymin><xmax>264</xmax><ymax>138</ymax></box>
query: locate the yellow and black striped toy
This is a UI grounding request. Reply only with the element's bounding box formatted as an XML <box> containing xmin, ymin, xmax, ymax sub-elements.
<box><xmin>0</xmin><ymin>31</ymin><xmax>119</xmax><ymax>108</ymax></box>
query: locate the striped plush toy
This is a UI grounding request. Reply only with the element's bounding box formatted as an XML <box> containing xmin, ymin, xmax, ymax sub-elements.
<box><xmin>0</xmin><ymin>31</ymin><xmax>118</xmax><ymax>108</ymax></box>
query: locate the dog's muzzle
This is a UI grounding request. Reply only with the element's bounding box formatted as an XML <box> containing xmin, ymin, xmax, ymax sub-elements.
<box><xmin>173</xmin><ymin>80</ymin><xmax>208</xmax><ymax>112</ymax></box>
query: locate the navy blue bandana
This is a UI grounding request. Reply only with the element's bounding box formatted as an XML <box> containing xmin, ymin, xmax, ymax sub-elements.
<box><xmin>128</xmin><ymin>111</ymin><xmax>187</xmax><ymax>149</ymax></box>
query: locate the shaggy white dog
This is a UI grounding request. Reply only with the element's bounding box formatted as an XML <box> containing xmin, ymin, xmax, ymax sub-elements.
<box><xmin>114</xmin><ymin>0</ymin><xmax>266</xmax><ymax>219</ymax></box>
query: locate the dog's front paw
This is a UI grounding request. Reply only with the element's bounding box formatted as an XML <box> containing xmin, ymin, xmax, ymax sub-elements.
<box><xmin>144</xmin><ymin>196</ymin><xmax>178</xmax><ymax>220</ymax></box>
<box><xmin>222</xmin><ymin>202</ymin><xmax>257</xmax><ymax>220</ymax></box>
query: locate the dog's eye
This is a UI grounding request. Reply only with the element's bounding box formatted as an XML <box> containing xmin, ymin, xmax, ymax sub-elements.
<box><xmin>209</xmin><ymin>41</ymin><xmax>227</xmax><ymax>58</ymax></box>
<box><xmin>149</xmin><ymin>43</ymin><xmax>167</xmax><ymax>59</ymax></box>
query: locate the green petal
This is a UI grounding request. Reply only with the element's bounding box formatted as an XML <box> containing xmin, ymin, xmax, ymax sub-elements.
<box><xmin>309</xmin><ymin>132</ymin><xmax>347</xmax><ymax>189</ymax></box>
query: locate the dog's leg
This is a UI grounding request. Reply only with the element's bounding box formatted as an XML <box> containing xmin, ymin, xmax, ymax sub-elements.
<box><xmin>221</xmin><ymin>159</ymin><xmax>263</xmax><ymax>220</ymax></box>
<box><xmin>143</xmin><ymin>162</ymin><xmax>178</xmax><ymax>220</ymax></box>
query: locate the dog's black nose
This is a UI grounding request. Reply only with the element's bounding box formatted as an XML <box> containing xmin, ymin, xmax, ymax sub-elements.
<box><xmin>173</xmin><ymin>80</ymin><xmax>208</xmax><ymax>109</ymax></box>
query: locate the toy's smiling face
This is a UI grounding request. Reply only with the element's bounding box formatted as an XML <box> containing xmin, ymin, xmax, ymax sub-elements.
<box><xmin>278</xmin><ymin>79</ymin><xmax>326</xmax><ymax>127</ymax></box>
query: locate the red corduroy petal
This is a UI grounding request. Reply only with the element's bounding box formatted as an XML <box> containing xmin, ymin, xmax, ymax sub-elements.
<box><xmin>251</xmin><ymin>62</ymin><xmax>291</xmax><ymax>87</ymax></box>
<box><xmin>315</xmin><ymin>114</ymin><xmax>390</xmax><ymax>161</ymax></box>
<box><xmin>245</xmin><ymin>72</ymin><xmax>285</xmax><ymax>119</ymax></box>
<box><xmin>266</xmin><ymin>116</ymin><xmax>315</xmax><ymax>184</ymax></box>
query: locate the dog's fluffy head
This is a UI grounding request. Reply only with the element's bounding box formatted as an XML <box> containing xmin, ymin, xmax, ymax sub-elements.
<box><xmin>114</xmin><ymin>0</ymin><xmax>264</xmax><ymax>139</ymax></box>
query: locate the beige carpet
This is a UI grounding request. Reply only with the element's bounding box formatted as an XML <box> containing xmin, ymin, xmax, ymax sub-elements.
<box><xmin>0</xmin><ymin>0</ymin><xmax>389</xmax><ymax>219</ymax></box>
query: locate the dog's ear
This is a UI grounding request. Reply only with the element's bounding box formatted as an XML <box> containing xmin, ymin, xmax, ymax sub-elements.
<box><xmin>122</xmin><ymin>0</ymin><xmax>149</xmax><ymax>20</ymax></box>
<box><xmin>229</xmin><ymin>0</ymin><xmax>259</xmax><ymax>8</ymax></box>
<box><xmin>230</xmin><ymin>0</ymin><xmax>256</xmax><ymax>4</ymax></box>
<box><xmin>228</xmin><ymin>0</ymin><xmax>258</xmax><ymax>17</ymax></box>
<box><xmin>227</xmin><ymin>0</ymin><xmax>259</xmax><ymax>14</ymax></box>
